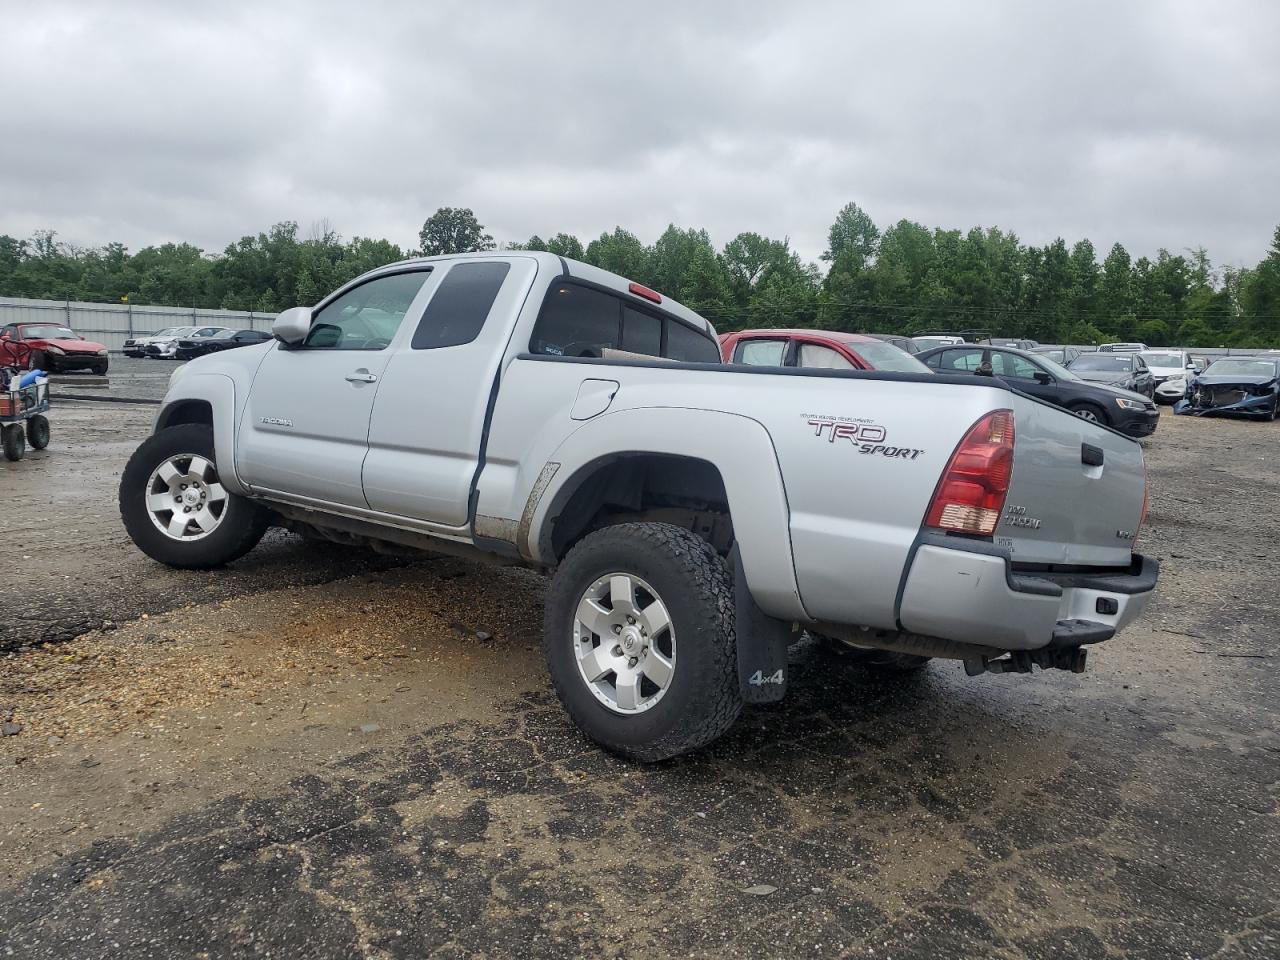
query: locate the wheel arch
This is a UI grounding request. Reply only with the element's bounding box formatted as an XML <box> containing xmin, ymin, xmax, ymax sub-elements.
<box><xmin>525</xmin><ymin>406</ymin><xmax>807</xmax><ymax>622</ymax></box>
<box><xmin>153</xmin><ymin>373</ymin><xmax>246</xmax><ymax>495</ymax></box>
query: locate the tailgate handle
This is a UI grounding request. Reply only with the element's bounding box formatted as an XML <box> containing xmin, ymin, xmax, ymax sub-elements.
<box><xmin>1081</xmin><ymin>443</ymin><xmax>1104</xmax><ymax>467</ymax></box>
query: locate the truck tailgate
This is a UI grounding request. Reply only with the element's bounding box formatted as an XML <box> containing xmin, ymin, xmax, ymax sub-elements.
<box><xmin>998</xmin><ymin>394</ymin><xmax>1147</xmax><ymax>566</ymax></box>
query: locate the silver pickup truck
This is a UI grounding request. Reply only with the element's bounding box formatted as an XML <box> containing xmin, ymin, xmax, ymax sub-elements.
<box><xmin>119</xmin><ymin>252</ymin><xmax>1158</xmax><ymax>760</ymax></box>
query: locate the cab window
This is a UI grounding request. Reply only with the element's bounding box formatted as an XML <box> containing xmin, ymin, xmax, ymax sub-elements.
<box><xmin>621</xmin><ymin>306</ymin><xmax>662</xmax><ymax>357</ymax></box>
<box><xmin>798</xmin><ymin>343</ymin><xmax>855</xmax><ymax>369</ymax></box>
<box><xmin>665</xmin><ymin>320</ymin><xmax>719</xmax><ymax>363</ymax></box>
<box><xmin>735</xmin><ymin>338</ymin><xmax>787</xmax><ymax>366</ymax></box>
<box><xmin>990</xmin><ymin>353</ymin><xmax>1041</xmax><ymax>380</ymax></box>
<box><xmin>531</xmin><ymin>284</ymin><xmax>623</xmax><ymax>357</ymax></box>
<box><xmin>305</xmin><ymin>270</ymin><xmax>431</xmax><ymax>350</ymax></box>
<box><xmin>411</xmin><ymin>261</ymin><xmax>510</xmax><ymax>350</ymax></box>
<box><xmin>935</xmin><ymin>348</ymin><xmax>985</xmax><ymax>372</ymax></box>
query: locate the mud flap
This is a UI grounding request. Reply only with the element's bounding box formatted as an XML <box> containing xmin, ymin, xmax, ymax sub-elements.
<box><xmin>731</xmin><ymin>546</ymin><xmax>792</xmax><ymax>704</ymax></box>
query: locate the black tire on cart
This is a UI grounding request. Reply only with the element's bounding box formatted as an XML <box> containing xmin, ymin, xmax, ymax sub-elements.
<box><xmin>119</xmin><ymin>423</ymin><xmax>271</xmax><ymax>568</ymax></box>
<box><xmin>26</xmin><ymin>414</ymin><xmax>50</xmax><ymax>450</ymax></box>
<box><xmin>2</xmin><ymin>423</ymin><xmax>26</xmax><ymax>461</ymax></box>
<box><xmin>543</xmin><ymin>522</ymin><xmax>743</xmax><ymax>763</ymax></box>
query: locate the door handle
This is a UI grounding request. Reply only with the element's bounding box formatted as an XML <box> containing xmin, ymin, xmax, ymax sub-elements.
<box><xmin>345</xmin><ymin>372</ymin><xmax>377</xmax><ymax>384</ymax></box>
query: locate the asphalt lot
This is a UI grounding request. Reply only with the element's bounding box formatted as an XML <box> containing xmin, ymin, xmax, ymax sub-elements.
<box><xmin>1</xmin><ymin>399</ymin><xmax>1278</xmax><ymax>958</ymax></box>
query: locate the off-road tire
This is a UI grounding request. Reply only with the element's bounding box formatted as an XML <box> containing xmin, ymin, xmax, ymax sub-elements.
<box><xmin>119</xmin><ymin>423</ymin><xmax>270</xmax><ymax>568</ymax></box>
<box><xmin>1068</xmin><ymin>401</ymin><xmax>1108</xmax><ymax>425</ymax></box>
<box><xmin>544</xmin><ymin>522</ymin><xmax>742</xmax><ymax>762</ymax></box>
<box><xmin>25</xmin><ymin>414</ymin><xmax>50</xmax><ymax>450</ymax></box>
<box><xmin>2</xmin><ymin>423</ymin><xmax>26</xmax><ymax>461</ymax></box>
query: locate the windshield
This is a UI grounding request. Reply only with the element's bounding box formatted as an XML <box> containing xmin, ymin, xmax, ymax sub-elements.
<box><xmin>1140</xmin><ymin>351</ymin><xmax>1183</xmax><ymax>368</ymax></box>
<box><xmin>1071</xmin><ymin>354</ymin><xmax>1133</xmax><ymax>372</ymax></box>
<box><xmin>853</xmin><ymin>341</ymin><xmax>931</xmax><ymax>373</ymax></box>
<box><xmin>20</xmin><ymin>324</ymin><xmax>77</xmax><ymax>340</ymax></box>
<box><xmin>1204</xmin><ymin>359</ymin><xmax>1278</xmax><ymax>378</ymax></box>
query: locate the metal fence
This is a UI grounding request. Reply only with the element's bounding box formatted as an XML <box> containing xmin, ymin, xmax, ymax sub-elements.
<box><xmin>0</xmin><ymin>296</ymin><xmax>276</xmax><ymax>353</ymax></box>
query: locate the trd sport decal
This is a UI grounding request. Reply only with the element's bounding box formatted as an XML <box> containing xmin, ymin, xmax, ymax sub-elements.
<box><xmin>804</xmin><ymin>416</ymin><xmax>924</xmax><ymax>460</ymax></box>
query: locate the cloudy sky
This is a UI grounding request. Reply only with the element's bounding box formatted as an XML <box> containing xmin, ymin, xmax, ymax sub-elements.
<box><xmin>2</xmin><ymin>0</ymin><xmax>1277</xmax><ymax>268</ymax></box>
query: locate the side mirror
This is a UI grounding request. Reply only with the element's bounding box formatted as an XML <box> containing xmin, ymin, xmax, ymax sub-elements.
<box><xmin>1033</xmin><ymin>371</ymin><xmax>1053</xmax><ymax>384</ymax></box>
<box><xmin>272</xmin><ymin>307</ymin><xmax>312</xmax><ymax>346</ymax></box>
<box><xmin>1186</xmin><ymin>362</ymin><xmax>1196</xmax><ymax>370</ymax></box>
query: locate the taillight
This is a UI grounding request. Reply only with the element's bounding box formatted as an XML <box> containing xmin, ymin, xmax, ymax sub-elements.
<box><xmin>924</xmin><ymin>409</ymin><xmax>1015</xmax><ymax>537</ymax></box>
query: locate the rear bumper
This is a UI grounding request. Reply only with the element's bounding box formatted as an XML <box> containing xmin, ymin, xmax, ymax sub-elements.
<box><xmin>898</xmin><ymin>535</ymin><xmax>1158</xmax><ymax>651</ymax></box>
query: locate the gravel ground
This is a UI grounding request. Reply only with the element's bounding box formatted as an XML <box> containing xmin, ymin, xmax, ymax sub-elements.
<box><xmin>1</xmin><ymin>403</ymin><xmax>1278</xmax><ymax>959</ymax></box>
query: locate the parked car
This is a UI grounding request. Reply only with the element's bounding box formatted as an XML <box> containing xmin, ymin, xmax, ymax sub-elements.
<box><xmin>917</xmin><ymin>344</ymin><xmax>1159</xmax><ymax>437</ymax></box>
<box><xmin>862</xmin><ymin>332</ymin><xmax>921</xmax><ymax>354</ymax></box>
<box><xmin>982</xmin><ymin>338</ymin><xmax>1040</xmax><ymax>350</ymax></box>
<box><xmin>0</xmin><ymin>321</ymin><xmax>109</xmax><ymax>374</ymax></box>
<box><xmin>124</xmin><ymin>326</ymin><xmax>195</xmax><ymax>357</ymax></box>
<box><xmin>1034</xmin><ymin>346</ymin><xmax>1085</xmax><ymax>366</ymax></box>
<box><xmin>1175</xmin><ymin>357</ymin><xmax>1280</xmax><ymax>419</ymax></box>
<box><xmin>1067</xmin><ymin>352</ymin><xmax>1156</xmax><ymax>398</ymax></box>
<box><xmin>119</xmin><ymin>252</ymin><xmax>1157</xmax><ymax>761</ymax></box>
<box><xmin>1138</xmin><ymin>349</ymin><xmax>1200</xmax><ymax>404</ymax></box>
<box><xmin>145</xmin><ymin>326</ymin><xmax>231</xmax><ymax>359</ymax></box>
<box><xmin>720</xmin><ymin>329</ymin><xmax>931</xmax><ymax>372</ymax></box>
<box><xmin>175</xmin><ymin>328</ymin><xmax>272</xmax><ymax>360</ymax></box>
<box><xmin>1098</xmin><ymin>342</ymin><xmax>1148</xmax><ymax>353</ymax></box>
<box><xmin>911</xmin><ymin>334</ymin><xmax>966</xmax><ymax>351</ymax></box>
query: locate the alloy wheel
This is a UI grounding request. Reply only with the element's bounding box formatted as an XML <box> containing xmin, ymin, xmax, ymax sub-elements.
<box><xmin>145</xmin><ymin>453</ymin><xmax>228</xmax><ymax>541</ymax></box>
<box><xmin>573</xmin><ymin>572</ymin><xmax>676</xmax><ymax>714</ymax></box>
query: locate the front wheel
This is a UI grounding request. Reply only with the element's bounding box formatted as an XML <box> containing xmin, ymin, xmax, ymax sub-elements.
<box><xmin>29</xmin><ymin>349</ymin><xmax>50</xmax><ymax>373</ymax></box>
<box><xmin>91</xmin><ymin>360</ymin><xmax>108</xmax><ymax>376</ymax></box>
<box><xmin>543</xmin><ymin>522</ymin><xmax>742</xmax><ymax>762</ymax></box>
<box><xmin>119</xmin><ymin>423</ymin><xmax>270</xmax><ymax>568</ymax></box>
<box><xmin>1069</xmin><ymin>402</ymin><xmax>1108</xmax><ymax>425</ymax></box>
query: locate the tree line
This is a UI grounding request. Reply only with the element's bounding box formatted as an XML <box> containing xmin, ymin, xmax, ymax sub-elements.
<box><xmin>3</xmin><ymin>203</ymin><xmax>1279</xmax><ymax>347</ymax></box>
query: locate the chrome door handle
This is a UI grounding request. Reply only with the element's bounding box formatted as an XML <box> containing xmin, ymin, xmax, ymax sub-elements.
<box><xmin>345</xmin><ymin>372</ymin><xmax>377</xmax><ymax>383</ymax></box>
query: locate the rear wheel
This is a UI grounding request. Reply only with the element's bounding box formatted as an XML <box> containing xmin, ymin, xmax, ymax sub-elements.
<box><xmin>543</xmin><ymin>522</ymin><xmax>742</xmax><ymax>762</ymax></box>
<box><xmin>25</xmin><ymin>414</ymin><xmax>49</xmax><ymax>450</ymax></box>
<box><xmin>1069</xmin><ymin>401</ymin><xmax>1108</xmax><ymax>425</ymax></box>
<box><xmin>2</xmin><ymin>423</ymin><xmax>25</xmax><ymax>461</ymax></box>
<box><xmin>119</xmin><ymin>423</ymin><xmax>270</xmax><ymax>568</ymax></box>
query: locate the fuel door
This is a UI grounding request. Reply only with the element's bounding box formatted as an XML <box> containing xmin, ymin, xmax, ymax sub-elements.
<box><xmin>570</xmin><ymin>379</ymin><xmax>620</xmax><ymax>421</ymax></box>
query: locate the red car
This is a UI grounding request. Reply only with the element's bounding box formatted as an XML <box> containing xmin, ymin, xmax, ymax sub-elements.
<box><xmin>719</xmin><ymin>328</ymin><xmax>931</xmax><ymax>373</ymax></box>
<box><xmin>0</xmin><ymin>322</ymin><xmax>110</xmax><ymax>375</ymax></box>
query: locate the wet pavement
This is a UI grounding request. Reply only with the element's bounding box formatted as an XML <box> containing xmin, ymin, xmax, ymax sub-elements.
<box><xmin>1</xmin><ymin>403</ymin><xmax>1277</xmax><ymax>958</ymax></box>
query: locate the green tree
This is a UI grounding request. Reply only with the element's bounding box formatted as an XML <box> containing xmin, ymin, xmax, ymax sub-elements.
<box><xmin>417</xmin><ymin>207</ymin><xmax>495</xmax><ymax>256</ymax></box>
<box><xmin>823</xmin><ymin>201</ymin><xmax>879</xmax><ymax>267</ymax></box>
<box><xmin>546</xmin><ymin>233</ymin><xmax>585</xmax><ymax>260</ymax></box>
<box><xmin>584</xmin><ymin>227</ymin><xmax>650</xmax><ymax>281</ymax></box>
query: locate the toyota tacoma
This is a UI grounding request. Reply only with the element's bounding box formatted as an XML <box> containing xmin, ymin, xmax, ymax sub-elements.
<box><xmin>119</xmin><ymin>252</ymin><xmax>1159</xmax><ymax>761</ymax></box>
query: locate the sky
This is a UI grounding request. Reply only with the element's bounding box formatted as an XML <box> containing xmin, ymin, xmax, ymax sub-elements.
<box><xmin>2</xmin><ymin>0</ymin><xmax>1278</xmax><ymax>269</ymax></box>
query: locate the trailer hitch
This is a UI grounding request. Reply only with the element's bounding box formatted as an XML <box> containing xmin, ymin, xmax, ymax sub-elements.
<box><xmin>964</xmin><ymin>647</ymin><xmax>1088</xmax><ymax>677</ymax></box>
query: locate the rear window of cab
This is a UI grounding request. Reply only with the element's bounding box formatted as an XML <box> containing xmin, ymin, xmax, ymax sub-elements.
<box><xmin>530</xmin><ymin>282</ymin><xmax>719</xmax><ymax>363</ymax></box>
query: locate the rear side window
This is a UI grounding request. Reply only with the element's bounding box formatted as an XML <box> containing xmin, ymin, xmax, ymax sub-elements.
<box><xmin>412</xmin><ymin>261</ymin><xmax>511</xmax><ymax>350</ymax></box>
<box><xmin>666</xmin><ymin>321</ymin><xmax>719</xmax><ymax>363</ymax></box>
<box><xmin>621</xmin><ymin>307</ymin><xmax>662</xmax><ymax>357</ymax></box>
<box><xmin>735</xmin><ymin>339</ymin><xmax>787</xmax><ymax>366</ymax></box>
<box><xmin>531</xmin><ymin>284</ymin><xmax>622</xmax><ymax>357</ymax></box>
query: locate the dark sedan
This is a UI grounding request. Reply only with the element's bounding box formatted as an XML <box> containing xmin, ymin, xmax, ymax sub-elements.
<box><xmin>174</xmin><ymin>328</ymin><xmax>271</xmax><ymax>360</ymax></box>
<box><xmin>917</xmin><ymin>344</ymin><xmax>1159</xmax><ymax>438</ymax></box>
<box><xmin>1175</xmin><ymin>357</ymin><xmax>1280</xmax><ymax>420</ymax></box>
<box><xmin>1066</xmin><ymin>352</ymin><xmax>1155</xmax><ymax>398</ymax></box>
